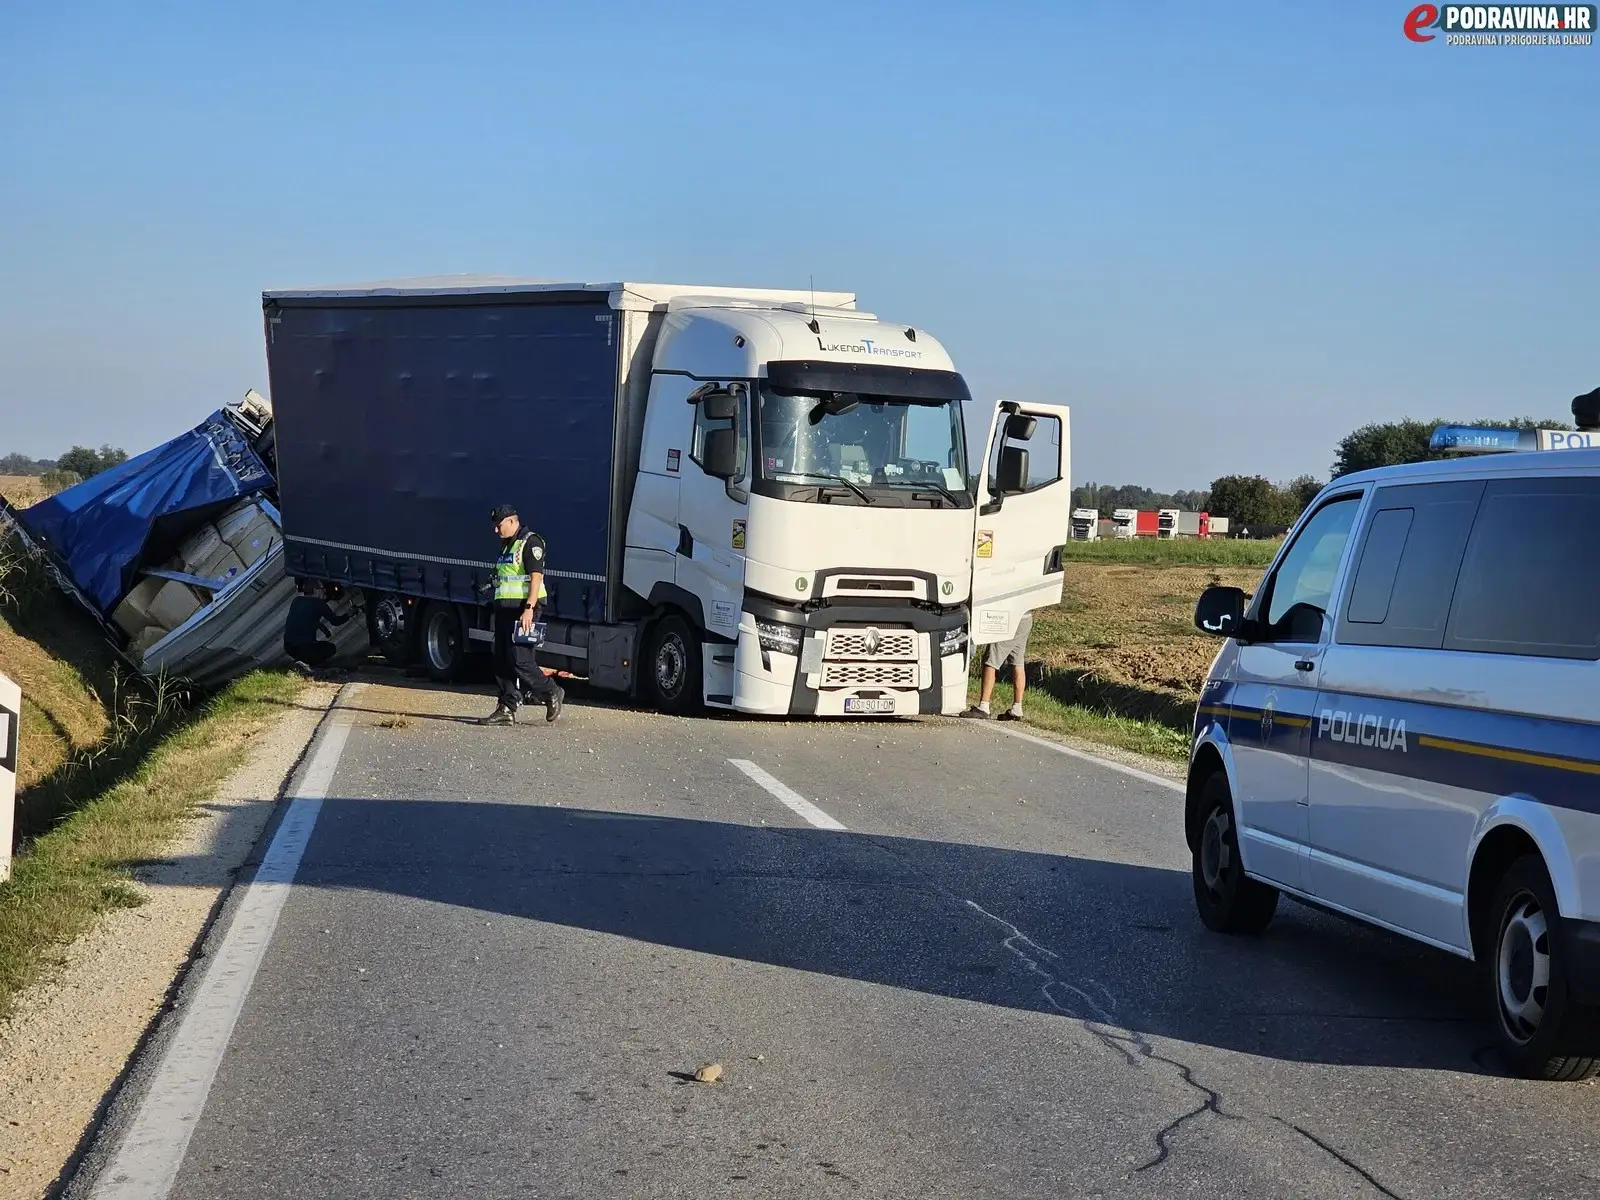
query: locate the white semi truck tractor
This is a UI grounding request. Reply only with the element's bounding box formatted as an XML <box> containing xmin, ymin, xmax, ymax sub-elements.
<box><xmin>264</xmin><ymin>278</ymin><xmax>1073</xmax><ymax>717</ymax></box>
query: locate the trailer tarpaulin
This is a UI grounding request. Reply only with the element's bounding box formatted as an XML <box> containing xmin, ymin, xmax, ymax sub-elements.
<box><xmin>19</xmin><ymin>411</ymin><xmax>273</xmax><ymax>612</ymax></box>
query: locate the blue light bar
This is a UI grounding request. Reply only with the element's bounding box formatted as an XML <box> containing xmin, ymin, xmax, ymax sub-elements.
<box><xmin>1428</xmin><ymin>426</ymin><xmax>1534</xmax><ymax>454</ymax></box>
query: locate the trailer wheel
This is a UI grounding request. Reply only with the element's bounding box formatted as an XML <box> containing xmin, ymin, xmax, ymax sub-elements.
<box><xmin>370</xmin><ymin>594</ymin><xmax>413</xmax><ymax>667</ymax></box>
<box><xmin>646</xmin><ymin>615</ymin><xmax>702</xmax><ymax>714</ymax></box>
<box><xmin>420</xmin><ymin>602</ymin><xmax>465</xmax><ymax>682</ymax></box>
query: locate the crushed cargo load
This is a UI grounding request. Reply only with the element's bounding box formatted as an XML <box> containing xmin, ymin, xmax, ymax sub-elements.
<box><xmin>1</xmin><ymin>394</ymin><xmax>366</xmax><ymax>689</ymax></box>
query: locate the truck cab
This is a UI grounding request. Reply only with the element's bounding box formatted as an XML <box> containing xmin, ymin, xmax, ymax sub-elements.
<box><xmin>1070</xmin><ymin>508</ymin><xmax>1100</xmax><ymax>540</ymax></box>
<box><xmin>622</xmin><ymin>296</ymin><xmax>1072</xmax><ymax>716</ymax></box>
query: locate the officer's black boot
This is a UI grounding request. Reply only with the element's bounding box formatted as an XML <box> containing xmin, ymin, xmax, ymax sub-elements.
<box><xmin>546</xmin><ymin>684</ymin><xmax>564</xmax><ymax>724</ymax></box>
<box><xmin>480</xmin><ymin>701</ymin><xmax>517</xmax><ymax>726</ymax></box>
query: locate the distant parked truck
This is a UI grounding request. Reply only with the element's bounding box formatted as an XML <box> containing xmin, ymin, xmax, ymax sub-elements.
<box><xmin>1112</xmin><ymin>509</ymin><xmax>1166</xmax><ymax>538</ymax></box>
<box><xmin>1070</xmin><ymin>508</ymin><xmax>1100</xmax><ymax>540</ymax></box>
<box><xmin>1158</xmin><ymin>509</ymin><xmax>1213</xmax><ymax>539</ymax></box>
<box><xmin>1208</xmin><ymin>516</ymin><xmax>1230</xmax><ymax>538</ymax></box>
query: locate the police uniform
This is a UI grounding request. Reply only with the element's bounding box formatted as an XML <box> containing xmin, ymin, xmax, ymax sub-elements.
<box><xmin>485</xmin><ymin>509</ymin><xmax>563</xmax><ymax>723</ymax></box>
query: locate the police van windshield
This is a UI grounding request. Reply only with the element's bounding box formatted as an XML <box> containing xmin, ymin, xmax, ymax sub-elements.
<box><xmin>753</xmin><ymin>388</ymin><xmax>971</xmax><ymax>508</ymax></box>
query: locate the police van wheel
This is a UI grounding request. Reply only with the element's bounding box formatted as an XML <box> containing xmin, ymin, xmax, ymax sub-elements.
<box><xmin>1192</xmin><ymin>773</ymin><xmax>1278</xmax><ymax>935</ymax></box>
<box><xmin>1485</xmin><ymin>855</ymin><xmax>1600</xmax><ymax>1081</ymax></box>
<box><xmin>420</xmin><ymin>602</ymin><xmax>465</xmax><ymax>683</ymax></box>
<box><xmin>647</xmin><ymin>615</ymin><xmax>702</xmax><ymax>714</ymax></box>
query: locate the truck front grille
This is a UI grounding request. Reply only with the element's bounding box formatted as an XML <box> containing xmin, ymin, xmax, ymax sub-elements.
<box><xmin>825</xmin><ymin>628</ymin><xmax>918</xmax><ymax>661</ymax></box>
<box><xmin>820</xmin><ymin>661</ymin><xmax>920</xmax><ymax>688</ymax></box>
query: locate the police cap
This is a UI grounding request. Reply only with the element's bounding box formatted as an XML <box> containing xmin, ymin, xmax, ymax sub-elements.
<box><xmin>490</xmin><ymin>504</ymin><xmax>518</xmax><ymax>522</ymax></box>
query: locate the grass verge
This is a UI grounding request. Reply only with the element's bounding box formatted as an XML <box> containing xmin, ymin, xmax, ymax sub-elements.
<box><xmin>969</xmin><ymin>674</ymin><xmax>1191</xmax><ymax>764</ymax></box>
<box><xmin>1062</xmin><ymin>538</ymin><xmax>1283</xmax><ymax>567</ymax></box>
<box><xmin>0</xmin><ymin>669</ymin><xmax>303</xmax><ymax>1021</ymax></box>
<box><xmin>0</xmin><ymin>511</ymin><xmax>310</xmax><ymax>1019</ymax></box>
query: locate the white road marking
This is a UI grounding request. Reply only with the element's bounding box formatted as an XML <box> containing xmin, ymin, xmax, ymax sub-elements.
<box><xmin>728</xmin><ymin>759</ymin><xmax>847</xmax><ymax>831</ymax></box>
<box><xmin>89</xmin><ymin>713</ymin><xmax>354</xmax><ymax>1200</ymax></box>
<box><xmin>985</xmin><ymin>724</ymin><xmax>1185</xmax><ymax>794</ymax></box>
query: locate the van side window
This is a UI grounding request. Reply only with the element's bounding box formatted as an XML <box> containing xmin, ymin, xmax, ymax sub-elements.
<box><xmin>1337</xmin><ymin>480</ymin><xmax>1484</xmax><ymax>649</ymax></box>
<box><xmin>1444</xmin><ymin>477</ymin><xmax>1600</xmax><ymax>660</ymax></box>
<box><xmin>1257</xmin><ymin>495</ymin><xmax>1361</xmax><ymax>642</ymax></box>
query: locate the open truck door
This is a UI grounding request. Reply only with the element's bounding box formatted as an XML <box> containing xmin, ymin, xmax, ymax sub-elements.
<box><xmin>970</xmin><ymin>401</ymin><xmax>1072</xmax><ymax>645</ymax></box>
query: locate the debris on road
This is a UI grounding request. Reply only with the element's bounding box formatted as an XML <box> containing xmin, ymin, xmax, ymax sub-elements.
<box><xmin>694</xmin><ymin>1063</ymin><xmax>724</xmax><ymax>1084</ymax></box>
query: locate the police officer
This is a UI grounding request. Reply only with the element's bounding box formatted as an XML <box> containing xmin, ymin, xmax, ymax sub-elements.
<box><xmin>481</xmin><ymin>504</ymin><xmax>564</xmax><ymax>725</ymax></box>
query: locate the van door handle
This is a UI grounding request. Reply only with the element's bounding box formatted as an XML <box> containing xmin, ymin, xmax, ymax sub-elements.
<box><xmin>1294</xmin><ymin>659</ymin><xmax>1315</xmax><ymax>673</ymax></box>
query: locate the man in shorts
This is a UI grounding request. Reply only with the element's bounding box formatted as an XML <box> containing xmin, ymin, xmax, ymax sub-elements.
<box><xmin>961</xmin><ymin>612</ymin><xmax>1032</xmax><ymax>721</ymax></box>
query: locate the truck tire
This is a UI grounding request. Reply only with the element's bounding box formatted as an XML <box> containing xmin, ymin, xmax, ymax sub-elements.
<box><xmin>646</xmin><ymin>615</ymin><xmax>702</xmax><ymax>715</ymax></box>
<box><xmin>369</xmin><ymin>594</ymin><xmax>413</xmax><ymax>667</ymax></box>
<box><xmin>1192</xmin><ymin>772</ymin><xmax>1278</xmax><ymax>935</ymax></box>
<box><xmin>420</xmin><ymin>601</ymin><xmax>465</xmax><ymax>682</ymax></box>
<box><xmin>1484</xmin><ymin>854</ymin><xmax>1600</xmax><ymax>1080</ymax></box>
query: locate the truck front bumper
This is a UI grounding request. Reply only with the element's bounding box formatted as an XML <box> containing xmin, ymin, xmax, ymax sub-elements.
<box><xmin>737</xmin><ymin>596</ymin><xmax>968</xmax><ymax>717</ymax></box>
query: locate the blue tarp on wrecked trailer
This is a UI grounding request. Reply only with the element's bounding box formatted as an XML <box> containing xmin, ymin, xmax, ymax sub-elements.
<box><xmin>20</xmin><ymin>410</ymin><xmax>273</xmax><ymax>612</ymax></box>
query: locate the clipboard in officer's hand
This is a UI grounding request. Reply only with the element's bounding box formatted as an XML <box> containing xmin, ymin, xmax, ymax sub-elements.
<box><xmin>512</xmin><ymin>621</ymin><xmax>547</xmax><ymax>647</ymax></box>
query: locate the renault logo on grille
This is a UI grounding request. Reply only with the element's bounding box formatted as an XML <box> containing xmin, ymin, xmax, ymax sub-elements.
<box><xmin>865</xmin><ymin>627</ymin><xmax>882</xmax><ymax>655</ymax></box>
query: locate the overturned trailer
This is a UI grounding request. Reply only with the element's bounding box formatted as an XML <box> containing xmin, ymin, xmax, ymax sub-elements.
<box><xmin>2</xmin><ymin>394</ymin><xmax>365</xmax><ymax>690</ymax></box>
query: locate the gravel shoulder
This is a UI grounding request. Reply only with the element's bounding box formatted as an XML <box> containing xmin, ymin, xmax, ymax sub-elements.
<box><xmin>0</xmin><ymin>682</ymin><xmax>336</xmax><ymax>1198</ymax></box>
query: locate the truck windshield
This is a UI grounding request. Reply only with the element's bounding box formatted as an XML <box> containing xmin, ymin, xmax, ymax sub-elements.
<box><xmin>754</xmin><ymin>388</ymin><xmax>971</xmax><ymax>508</ymax></box>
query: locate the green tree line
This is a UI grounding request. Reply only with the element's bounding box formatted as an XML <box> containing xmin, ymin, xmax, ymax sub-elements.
<box><xmin>1</xmin><ymin>444</ymin><xmax>128</xmax><ymax>489</ymax></box>
<box><xmin>1076</xmin><ymin>413</ymin><xmax>1576</xmax><ymax>527</ymax></box>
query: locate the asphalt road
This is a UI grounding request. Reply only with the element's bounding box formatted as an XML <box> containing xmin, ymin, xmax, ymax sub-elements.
<box><xmin>82</xmin><ymin>680</ymin><xmax>1600</xmax><ymax>1199</ymax></box>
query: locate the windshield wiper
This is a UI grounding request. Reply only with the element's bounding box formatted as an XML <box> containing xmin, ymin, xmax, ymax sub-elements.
<box><xmin>886</xmin><ymin>480</ymin><xmax>961</xmax><ymax>507</ymax></box>
<box><xmin>814</xmin><ymin>474</ymin><xmax>874</xmax><ymax>504</ymax></box>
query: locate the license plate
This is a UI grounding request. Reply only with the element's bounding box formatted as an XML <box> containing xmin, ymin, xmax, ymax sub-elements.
<box><xmin>844</xmin><ymin>697</ymin><xmax>896</xmax><ymax>715</ymax></box>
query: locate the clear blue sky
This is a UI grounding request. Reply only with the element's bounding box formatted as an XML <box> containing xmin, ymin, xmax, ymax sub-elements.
<box><xmin>2</xmin><ymin>2</ymin><xmax>1594</xmax><ymax>488</ymax></box>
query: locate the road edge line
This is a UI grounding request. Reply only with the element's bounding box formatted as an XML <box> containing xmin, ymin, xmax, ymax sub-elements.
<box><xmin>728</xmin><ymin>758</ymin><xmax>847</xmax><ymax>831</ymax></box>
<box><xmin>985</xmin><ymin>724</ymin><xmax>1186</xmax><ymax>794</ymax></box>
<box><xmin>85</xmin><ymin>697</ymin><xmax>356</xmax><ymax>1200</ymax></box>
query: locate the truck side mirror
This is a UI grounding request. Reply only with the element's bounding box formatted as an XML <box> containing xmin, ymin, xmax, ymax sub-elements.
<box><xmin>1004</xmin><ymin>413</ymin><xmax>1037</xmax><ymax>441</ymax></box>
<box><xmin>1194</xmin><ymin>586</ymin><xmax>1247</xmax><ymax>638</ymax></box>
<box><xmin>701</xmin><ymin>428</ymin><xmax>741</xmax><ymax>479</ymax></box>
<box><xmin>995</xmin><ymin>446</ymin><xmax>1029</xmax><ymax>495</ymax></box>
<box><xmin>687</xmin><ymin>382</ymin><xmax>743</xmax><ymax>421</ymax></box>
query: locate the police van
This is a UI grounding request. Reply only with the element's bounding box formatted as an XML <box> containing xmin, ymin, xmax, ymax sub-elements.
<box><xmin>1187</xmin><ymin>448</ymin><xmax>1600</xmax><ymax>1079</ymax></box>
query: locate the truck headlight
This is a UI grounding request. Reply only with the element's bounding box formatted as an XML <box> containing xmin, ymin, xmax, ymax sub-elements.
<box><xmin>939</xmin><ymin>626</ymin><xmax>966</xmax><ymax>657</ymax></box>
<box><xmin>755</xmin><ymin>619</ymin><xmax>803</xmax><ymax>654</ymax></box>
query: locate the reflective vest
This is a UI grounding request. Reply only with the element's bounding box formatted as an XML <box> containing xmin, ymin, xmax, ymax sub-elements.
<box><xmin>493</xmin><ymin>534</ymin><xmax>549</xmax><ymax>605</ymax></box>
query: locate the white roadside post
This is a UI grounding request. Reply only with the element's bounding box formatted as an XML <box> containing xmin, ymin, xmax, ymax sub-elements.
<box><xmin>0</xmin><ymin>671</ymin><xmax>18</xmax><ymax>881</ymax></box>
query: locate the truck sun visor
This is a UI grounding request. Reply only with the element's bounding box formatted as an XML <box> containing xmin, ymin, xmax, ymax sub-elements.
<box><xmin>764</xmin><ymin>360</ymin><xmax>972</xmax><ymax>403</ymax></box>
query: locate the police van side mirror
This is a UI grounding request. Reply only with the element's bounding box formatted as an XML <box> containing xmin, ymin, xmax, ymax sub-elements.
<box><xmin>1195</xmin><ymin>586</ymin><xmax>1247</xmax><ymax>638</ymax></box>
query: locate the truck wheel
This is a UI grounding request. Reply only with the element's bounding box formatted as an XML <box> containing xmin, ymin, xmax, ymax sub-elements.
<box><xmin>1192</xmin><ymin>772</ymin><xmax>1278</xmax><ymax>935</ymax></box>
<box><xmin>420</xmin><ymin>602</ymin><xmax>465</xmax><ymax>682</ymax></box>
<box><xmin>647</xmin><ymin>615</ymin><xmax>702</xmax><ymax>714</ymax></box>
<box><xmin>1484</xmin><ymin>855</ymin><xmax>1600</xmax><ymax>1080</ymax></box>
<box><xmin>370</xmin><ymin>594</ymin><xmax>413</xmax><ymax>667</ymax></box>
